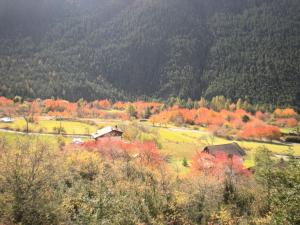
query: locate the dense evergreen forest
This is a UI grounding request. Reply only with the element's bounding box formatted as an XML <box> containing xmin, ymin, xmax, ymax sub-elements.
<box><xmin>0</xmin><ymin>0</ymin><xmax>299</xmax><ymax>107</ymax></box>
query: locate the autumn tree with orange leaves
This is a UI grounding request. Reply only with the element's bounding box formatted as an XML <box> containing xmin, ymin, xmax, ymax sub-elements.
<box><xmin>274</xmin><ymin>108</ymin><xmax>297</xmax><ymax>118</ymax></box>
<box><xmin>0</xmin><ymin>97</ymin><xmax>17</xmax><ymax>118</ymax></box>
<box><xmin>239</xmin><ymin>121</ymin><xmax>281</xmax><ymax>141</ymax></box>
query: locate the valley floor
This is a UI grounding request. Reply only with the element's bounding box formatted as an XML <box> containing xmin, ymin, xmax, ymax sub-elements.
<box><xmin>1</xmin><ymin>117</ymin><xmax>299</xmax><ymax>176</ymax></box>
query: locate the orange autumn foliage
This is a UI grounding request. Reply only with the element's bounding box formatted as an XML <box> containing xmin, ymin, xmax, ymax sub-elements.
<box><xmin>151</xmin><ymin>107</ymin><xmax>278</xmax><ymax>141</ymax></box>
<box><xmin>286</xmin><ymin>118</ymin><xmax>298</xmax><ymax>127</ymax></box>
<box><xmin>113</xmin><ymin>101</ymin><xmax>128</xmax><ymax>110</ymax></box>
<box><xmin>179</xmin><ymin>109</ymin><xmax>198</xmax><ymax>124</ymax></box>
<box><xmin>44</xmin><ymin>99</ymin><xmax>77</xmax><ymax>117</ymax></box>
<box><xmin>48</xmin><ymin>111</ymin><xmax>72</xmax><ymax>118</ymax></box>
<box><xmin>149</xmin><ymin>108</ymin><xmax>198</xmax><ymax>125</ymax></box>
<box><xmin>94</xmin><ymin>99</ymin><xmax>111</xmax><ymax>109</ymax></box>
<box><xmin>195</xmin><ymin>108</ymin><xmax>226</xmax><ymax>127</ymax></box>
<box><xmin>0</xmin><ymin>97</ymin><xmax>13</xmax><ymax>105</ymax></box>
<box><xmin>255</xmin><ymin>111</ymin><xmax>266</xmax><ymax>121</ymax></box>
<box><xmin>149</xmin><ymin>111</ymin><xmax>170</xmax><ymax>126</ymax></box>
<box><xmin>274</xmin><ymin>108</ymin><xmax>297</xmax><ymax>118</ymax></box>
<box><xmin>275</xmin><ymin>118</ymin><xmax>298</xmax><ymax>128</ymax></box>
<box><xmin>44</xmin><ymin>99</ymin><xmax>69</xmax><ymax>111</ymax></box>
<box><xmin>0</xmin><ymin>97</ymin><xmax>17</xmax><ymax>117</ymax></box>
<box><xmin>239</xmin><ymin>121</ymin><xmax>281</xmax><ymax>140</ymax></box>
<box><xmin>132</xmin><ymin>101</ymin><xmax>162</xmax><ymax>110</ymax></box>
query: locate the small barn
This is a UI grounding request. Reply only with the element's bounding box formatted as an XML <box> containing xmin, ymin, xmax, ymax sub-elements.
<box><xmin>91</xmin><ymin>126</ymin><xmax>123</xmax><ymax>140</ymax></box>
<box><xmin>203</xmin><ymin>142</ymin><xmax>246</xmax><ymax>158</ymax></box>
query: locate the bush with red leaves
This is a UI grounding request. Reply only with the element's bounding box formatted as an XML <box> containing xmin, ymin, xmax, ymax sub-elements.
<box><xmin>74</xmin><ymin>138</ymin><xmax>163</xmax><ymax>166</ymax></box>
<box><xmin>191</xmin><ymin>151</ymin><xmax>251</xmax><ymax>178</ymax></box>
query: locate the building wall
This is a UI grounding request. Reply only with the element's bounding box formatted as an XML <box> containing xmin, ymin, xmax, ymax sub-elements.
<box><xmin>95</xmin><ymin>131</ymin><xmax>123</xmax><ymax>140</ymax></box>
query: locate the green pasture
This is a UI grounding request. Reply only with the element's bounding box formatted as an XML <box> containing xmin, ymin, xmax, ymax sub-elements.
<box><xmin>0</xmin><ymin>118</ymin><xmax>99</xmax><ymax>135</ymax></box>
<box><xmin>151</xmin><ymin>126</ymin><xmax>300</xmax><ymax>174</ymax></box>
<box><xmin>280</xmin><ymin>126</ymin><xmax>300</xmax><ymax>134</ymax></box>
<box><xmin>1</xmin><ymin>118</ymin><xmax>299</xmax><ymax>175</ymax></box>
<box><xmin>0</xmin><ymin>131</ymin><xmax>75</xmax><ymax>149</ymax></box>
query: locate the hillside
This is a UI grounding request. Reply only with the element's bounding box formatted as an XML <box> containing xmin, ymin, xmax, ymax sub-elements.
<box><xmin>0</xmin><ymin>0</ymin><xmax>299</xmax><ymax>107</ymax></box>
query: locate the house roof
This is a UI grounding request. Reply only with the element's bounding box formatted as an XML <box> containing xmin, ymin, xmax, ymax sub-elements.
<box><xmin>91</xmin><ymin>126</ymin><xmax>123</xmax><ymax>139</ymax></box>
<box><xmin>203</xmin><ymin>142</ymin><xmax>246</xmax><ymax>157</ymax></box>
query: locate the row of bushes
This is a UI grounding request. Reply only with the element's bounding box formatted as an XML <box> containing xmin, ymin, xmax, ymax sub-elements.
<box><xmin>0</xmin><ymin>137</ymin><xmax>299</xmax><ymax>224</ymax></box>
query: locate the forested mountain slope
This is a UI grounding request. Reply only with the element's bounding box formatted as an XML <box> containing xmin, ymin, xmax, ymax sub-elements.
<box><xmin>0</xmin><ymin>0</ymin><xmax>299</xmax><ymax>107</ymax></box>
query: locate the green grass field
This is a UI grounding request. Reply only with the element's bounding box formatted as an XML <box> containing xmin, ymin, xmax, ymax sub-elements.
<box><xmin>0</xmin><ymin>131</ymin><xmax>71</xmax><ymax>148</ymax></box>
<box><xmin>280</xmin><ymin>126</ymin><xmax>300</xmax><ymax>134</ymax></box>
<box><xmin>150</xmin><ymin>126</ymin><xmax>300</xmax><ymax>174</ymax></box>
<box><xmin>0</xmin><ymin>118</ymin><xmax>99</xmax><ymax>135</ymax></box>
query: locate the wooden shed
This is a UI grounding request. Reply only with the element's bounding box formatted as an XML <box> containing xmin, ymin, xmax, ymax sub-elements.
<box><xmin>203</xmin><ymin>142</ymin><xmax>246</xmax><ymax>158</ymax></box>
<box><xmin>91</xmin><ymin>126</ymin><xmax>123</xmax><ymax>140</ymax></box>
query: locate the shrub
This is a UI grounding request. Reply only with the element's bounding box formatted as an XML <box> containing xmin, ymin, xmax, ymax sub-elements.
<box><xmin>57</xmin><ymin>136</ymin><xmax>66</xmax><ymax>150</ymax></box>
<box><xmin>191</xmin><ymin>152</ymin><xmax>250</xmax><ymax>178</ymax></box>
<box><xmin>286</xmin><ymin>118</ymin><xmax>298</xmax><ymax>128</ymax></box>
<box><xmin>0</xmin><ymin>139</ymin><xmax>63</xmax><ymax>224</ymax></box>
<box><xmin>38</xmin><ymin>127</ymin><xmax>45</xmax><ymax>133</ymax></box>
<box><xmin>182</xmin><ymin>157</ymin><xmax>189</xmax><ymax>167</ymax></box>
<box><xmin>284</xmin><ymin>136</ymin><xmax>300</xmax><ymax>143</ymax></box>
<box><xmin>53</xmin><ymin>126</ymin><xmax>66</xmax><ymax>134</ymax></box>
<box><xmin>242</xmin><ymin>115</ymin><xmax>250</xmax><ymax>123</ymax></box>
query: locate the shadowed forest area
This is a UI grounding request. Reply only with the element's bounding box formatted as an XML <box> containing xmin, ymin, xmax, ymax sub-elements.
<box><xmin>0</xmin><ymin>0</ymin><xmax>299</xmax><ymax>108</ymax></box>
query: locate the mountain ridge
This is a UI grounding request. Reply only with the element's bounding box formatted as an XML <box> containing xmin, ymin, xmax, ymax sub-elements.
<box><xmin>0</xmin><ymin>0</ymin><xmax>299</xmax><ymax>107</ymax></box>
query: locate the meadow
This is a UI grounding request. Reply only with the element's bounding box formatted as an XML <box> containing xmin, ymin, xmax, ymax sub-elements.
<box><xmin>0</xmin><ymin>96</ymin><xmax>299</xmax><ymax>175</ymax></box>
<box><xmin>1</xmin><ymin>116</ymin><xmax>299</xmax><ymax>176</ymax></box>
<box><xmin>0</xmin><ymin>117</ymin><xmax>98</xmax><ymax>135</ymax></box>
<box><xmin>146</xmin><ymin>124</ymin><xmax>300</xmax><ymax>173</ymax></box>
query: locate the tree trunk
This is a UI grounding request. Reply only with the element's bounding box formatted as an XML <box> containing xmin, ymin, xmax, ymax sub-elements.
<box><xmin>26</xmin><ymin>119</ymin><xmax>29</xmax><ymax>133</ymax></box>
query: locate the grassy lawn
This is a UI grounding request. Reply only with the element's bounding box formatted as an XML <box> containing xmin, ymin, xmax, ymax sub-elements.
<box><xmin>1</xmin><ymin>118</ymin><xmax>299</xmax><ymax>174</ymax></box>
<box><xmin>158</xmin><ymin>128</ymin><xmax>202</xmax><ymax>144</ymax></box>
<box><xmin>0</xmin><ymin>118</ymin><xmax>99</xmax><ymax>135</ymax></box>
<box><xmin>153</xmin><ymin>126</ymin><xmax>300</xmax><ymax>172</ymax></box>
<box><xmin>39</xmin><ymin>120</ymin><xmax>98</xmax><ymax>134</ymax></box>
<box><xmin>171</xmin><ymin>159</ymin><xmax>192</xmax><ymax>176</ymax></box>
<box><xmin>280</xmin><ymin>126</ymin><xmax>300</xmax><ymax>134</ymax></box>
<box><xmin>0</xmin><ymin>131</ymin><xmax>73</xmax><ymax>148</ymax></box>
